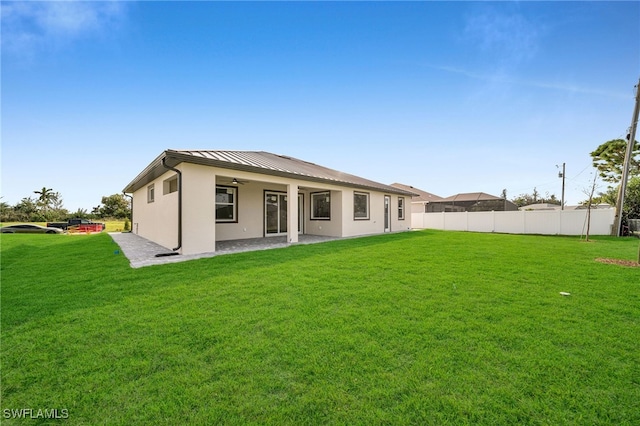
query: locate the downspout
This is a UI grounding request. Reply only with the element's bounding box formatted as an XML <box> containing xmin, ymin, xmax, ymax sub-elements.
<box><xmin>162</xmin><ymin>157</ymin><xmax>182</xmax><ymax>252</ymax></box>
<box><xmin>122</xmin><ymin>192</ymin><xmax>133</xmax><ymax>233</ymax></box>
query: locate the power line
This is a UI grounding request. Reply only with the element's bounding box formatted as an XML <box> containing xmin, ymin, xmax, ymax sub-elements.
<box><xmin>568</xmin><ymin>164</ymin><xmax>592</xmax><ymax>181</ymax></box>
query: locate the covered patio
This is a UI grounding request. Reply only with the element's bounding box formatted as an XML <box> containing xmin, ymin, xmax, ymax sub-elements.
<box><xmin>110</xmin><ymin>232</ymin><xmax>340</xmax><ymax>268</ymax></box>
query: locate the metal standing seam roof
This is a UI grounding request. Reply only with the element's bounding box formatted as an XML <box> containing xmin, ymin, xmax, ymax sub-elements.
<box><xmin>124</xmin><ymin>150</ymin><xmax>417</xmax><ymax>196</ymax></box>
<box><xmin>390</xmin><ymin>183</ymin><xmax>444</xmax><ymax>202</ymax></box>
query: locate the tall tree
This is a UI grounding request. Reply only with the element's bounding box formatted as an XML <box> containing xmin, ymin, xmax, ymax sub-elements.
<box><xmin>14</xmin><ymin>197</ymin><xmax>39</xmax><ymax>221</ymax></box>
<box><xmin>71</xmin><ymin>208</ymin><xmax>91</xmax><ymax>219</ymax></box>
<box><xmin>98</xmin><ymin>194</ymin><xmax>131</xmax><ymax>219</ymax></box>
<box><xmin>33</xmin><ymin>187</ymin><xmax>55</xmax><ymax>212</ymax></box>
<box><xmin>590</xmin><ymin>139</ymin><xmax>640</xmax><ymax>224</ymax></box>
<box><xmin>590</xmin><ymin>139</ymin><xmax>640</xmax><ymax>183</ymax></box>
<box><xmin>0</xmin><ymin>201</ymin><xmax>14</xmax><ymax>222</ymax></box>
<box><xmin>591</xmin><ymin>177</ymin><xmax>640</xmax><ymax>219</ymax></box>
<box><xmin>50</xmin><ymin>192</ymin><xmax>64</xmax><ymax>211</ymax></box>
<box><xmin>625</xmin><ymin>177</ymin><xmax>640</xmax><ymax>219</ymax></box>
<box><xmin>590</xmin><ymin>186</ymin><xmax>618</xmax><ymax>206</ymax></box>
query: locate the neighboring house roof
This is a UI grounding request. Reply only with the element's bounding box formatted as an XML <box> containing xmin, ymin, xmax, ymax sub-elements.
<box><xmin>390</xmin><ymin>183</ymin><xmax>444</xmax><ymax>202</ymax></box>
<box><xmin>124</xmin><ymin>150</ymin><xmax>416</xmax><ymax>196</ymax></box>
<box><xmin>426</xmin><ymin>191</ymin><xmax>518</xmax><ymax>212</ymax></box>
<box><xmin>519</xmin><ymin>203</ymin><xmax>562</xmax><ymax>211</ymax></box>
<box><xmin>519</xmin><ymin>203</ymin><xmax>614</xmax><ymax>211</ymax></box>
<box><xmin>440</xmin><ymin>192</ymin><xmax>502</xmax><ymax>202</ymax></box>
<box><xmin>573</xmin><ymin>203</ymin><xmax>613</xmax><ymax>210</ymax></box>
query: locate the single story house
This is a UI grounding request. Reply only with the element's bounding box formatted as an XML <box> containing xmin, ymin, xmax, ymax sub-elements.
<box><xmin>123</xmin><ymin>150</ymin><xmax>416</xmax><ymax>255</ymax></box>
<box><xmin>425</xmin><ymin>192</ymin><xmax>519</xmax><ymax>212</ymax></box>
<box><xmin>390</xmin><ymin>183</ymin><xmax>444</xmax><ymax>213</ymax></box>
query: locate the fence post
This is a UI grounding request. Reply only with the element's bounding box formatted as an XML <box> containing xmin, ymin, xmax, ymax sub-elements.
<box><xmin>559</xmin><ymin>210</ymin><xmax>562</xmax><ymax>235</ymax></box>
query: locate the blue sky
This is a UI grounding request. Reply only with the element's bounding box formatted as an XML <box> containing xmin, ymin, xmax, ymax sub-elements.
<box><xmin>2</xmin><ymin>1</ymin><xmax>639</xmax><ymax>212</ymax></box>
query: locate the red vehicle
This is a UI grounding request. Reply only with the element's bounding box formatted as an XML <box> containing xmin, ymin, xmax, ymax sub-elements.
<box><xmin>46</xmin><ymin>218</ymin><xmax>106</xmax><ymax>233</ymax></box>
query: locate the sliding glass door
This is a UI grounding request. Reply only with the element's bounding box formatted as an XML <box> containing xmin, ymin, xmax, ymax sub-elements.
<box><xmin>265</xmin><ymin>192</ymin><xmax>303</xmax><ymax>236</ymax></box>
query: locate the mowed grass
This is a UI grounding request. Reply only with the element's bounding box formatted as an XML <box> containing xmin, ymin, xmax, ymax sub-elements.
<box><xmin>1</xmin><ymin>231</ymin><xmax>639</xmax><ymax>425</ymax></box>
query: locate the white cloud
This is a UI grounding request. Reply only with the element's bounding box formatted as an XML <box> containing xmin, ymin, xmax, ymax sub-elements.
<box><xmin>1</xmin><ymin>1</ymin><xmax>127</xmax><ymax>55</ymax></box>
<box><xmin>431</xmin><ymin>65</ymin><xmax>629</xmax><ymax>100</ymax></box>
<box><xmin>464</xmin><ymin>8</ymin><xmax>541</xmax><ymax>65</ymax></box>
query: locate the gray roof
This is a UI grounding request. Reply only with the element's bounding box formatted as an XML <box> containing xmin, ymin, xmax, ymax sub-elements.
<box><xmin>519</xmin><ymin>203</ymin><xmax>562</xmax><ymax>211</ymax></box>
<box><xmin>390</xmin><ymin>183</ymin><xmax>444</xmax><ymax>202</ymax></box>
<box><xmin>440</xmin><ymin>192</ymin><xmax>502</xmax><ymax>202</ymax></box>
<box><xmin>124</xmin><ymin>150</ymin><xmax>416</xmax><ymax>196</ymax></box>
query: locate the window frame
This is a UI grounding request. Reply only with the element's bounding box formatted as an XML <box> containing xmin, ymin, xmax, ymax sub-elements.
<box><xmin>353</xmin><ymin>191</ymin><xmax>370</xmax><ymax>220</ymax></box>
<box><xmin>398</xmin><ymin>197</ymin><xmax>405</xmax><ymax>220</ymax></box>
<box><xmin>147</xmin><ymin>184</ymin><xmax>155</xmax><ymax>203</ymax></box>
<box><xmin>310</xmin><ymin>191</ymin><xmax>331</xmax><ymax>220</ymax></box>
<box><xmin>215</xmin><ymin>185</ymin><xmax>238</xmax><ymax>223</ymax></box>
<box><xmin>163</xmin><ymin>175</ymin><xmax>178</xmax><ymax>195</ymax></box>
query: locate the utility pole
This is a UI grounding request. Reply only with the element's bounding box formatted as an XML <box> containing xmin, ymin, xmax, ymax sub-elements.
<box><xmin>558</xmin><ymin>163</ymin><xmax>566</xmax><ymax>210</ymax></box>
<box><xmin>613</xmin><ymin>77</ymin><xmax>640</xmax><ymax>236</ymax></box>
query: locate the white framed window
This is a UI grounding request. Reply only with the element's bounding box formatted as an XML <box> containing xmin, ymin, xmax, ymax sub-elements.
<box><xmin>147</xmin><ymin>184</ymin><xmax>155</xmax><ymax>203</ymax></box>
<box><xmin>163</xmin><ymin>175</ymin><xmax>178</xmax><ymax>195</ymax></box>
<box><xmin>216</xmin><ymin>185</ymin><xmax>237</xmax><ymax>223</ymax></box>
<box><xmin>311</xmin><ymin>191</ymin><xmax>330</xmax><ymax>220</ymax></box>
<box><xmin>398</xmin><ymin>197</ymin><xmax>405</xmax><ymax>220</ymax></box>
<box><xmin>353</xmin><ymin>191</ymin><xmax>370</xmax><ymax>220</ymax></box>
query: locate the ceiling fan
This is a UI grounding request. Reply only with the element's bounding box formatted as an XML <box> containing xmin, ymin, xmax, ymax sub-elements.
<box><xmin>228</xmin><ymin>178</ymin><xmax>249</xmax><ymax>185</ymax></box>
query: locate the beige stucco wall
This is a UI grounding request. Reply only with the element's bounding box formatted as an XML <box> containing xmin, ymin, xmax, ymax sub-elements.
<box><xmin>132</xmin><ymin>170</ymin><xmax>179</xmax><ymax>251</ymax></box>
<box><xmin>180</xmin><ymin>163</ymin><xmax>217</xmax><ymax>255</ymax></box>
<box><xmin>340</xmin><ymin>191</ymin><xmax>412</xmax><ymax>237</ymax></box>
<box><xmin>214</xmin><ymin>172</ymin><xmax>301</xmax><ymax>241</ymax></box>
<box><xmin>215</xmin><ymin>181</ymin><xmax>265</xmax><ymax>241</ymax></box>
<box><xmin>393</xmin><ymin>194</ymin><xmax>412</xmax><ymax>232</ymax></box>
<box><xmin>305</xmin><ymin>189</ymin><xmax>343</xmax><ymax>237</ymax></box>
<box><xmin>411</xmin><ymin>201</ymin><xmax>426</xmax><ymax>214</ymax></box>
<box><xmin>131</xmin><ymin>163</ymin><xmax>412</xmax><ymax>255</ymax></box>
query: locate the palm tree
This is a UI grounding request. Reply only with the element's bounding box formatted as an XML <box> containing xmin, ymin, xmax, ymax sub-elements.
<box><xmin>34</xmin><ymin>187</ymin><xmax>54</xmax><ymax>212</ymax></box>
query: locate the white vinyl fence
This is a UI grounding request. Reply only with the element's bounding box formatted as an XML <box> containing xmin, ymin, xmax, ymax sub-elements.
<box><xmin>412</xmin><ymin>209</ymin><xmax>615</xmax><ymax>236</ymax></box>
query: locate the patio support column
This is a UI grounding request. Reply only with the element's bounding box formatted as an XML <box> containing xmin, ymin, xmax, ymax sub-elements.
<box><xmin>212</xmin><ymin>173</ymin><xmax>216</xmax><ymax>252</ymax></box>
<box><xmin>287</xmin><ymin>183</ymin><xmax>298</xmax><ymax>244</ymax></box>
<box><xmin>180</xmin><ymin>163</ymin><xmax>216</xmax><ymax>255</ymax></box>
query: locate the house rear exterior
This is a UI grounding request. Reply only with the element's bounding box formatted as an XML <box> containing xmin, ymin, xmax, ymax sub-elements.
<box><xmin>123</xmin><ymin>150</ymin><xmax>416</xmax><ymax>255</ymax></box>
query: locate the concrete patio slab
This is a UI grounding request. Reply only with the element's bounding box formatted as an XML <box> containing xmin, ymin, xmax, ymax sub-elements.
<box><xmin>109</xmin><ymin>232</ymin><xmax>340</xmax><ymax>268</ymax></box>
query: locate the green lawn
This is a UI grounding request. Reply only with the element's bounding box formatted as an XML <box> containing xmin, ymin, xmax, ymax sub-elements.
<box><xmin>1</xmin><ymin>231</ymin><xmax>639</xmax><ymax>425</ymax></box>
